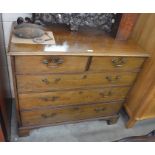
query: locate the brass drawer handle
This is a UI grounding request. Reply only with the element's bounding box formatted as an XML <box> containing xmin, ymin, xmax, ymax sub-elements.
<box><xmin>81</xmin><ymin>75</ymin><xmax>87</xmax><ymax>79</ymax></box>
<box><xmin>54</xmin><ymin>78</ymin><xmax>61</xmax><ymax>83</ymax></box>
<box><xmin>41</xmin><ymin>113</ymin><xmax>57</xmax><ymax>118</ymax></box>
<box><xmin>79</xmin><ymin>91</ymin><xmax>83</xmax><ymax>94</ymax></box>
<box><xmin>42</xmin><ymin>59</ymin><xmax>49</xmax><ymax>64</ymax></box>
<box><xmin>112</xmin><ymin>57</ymin><xmax>126</xmax><ymax>67</ymax></box>
<box><xmin>106</xmin><ymin>75</ymin><xmax>120</xmax><ymax>82</ymax></box>
<box><xmin>51</xmin><ymin>96</ymin><xmax>59</xmax><ymax>101</ymax></box>
<box><xmin>42</xmin><ymin>78</ymin><xmax>61</xmax><ymax>84</ymax></box>
<box><xmin>51</xmin><ymin>57</ymin><xmax>64</xmax><ymax>64</ymax></box>
<box><xmin>107</xmin><ymin>91</ymin><xmax>112</xmax><ymax>96</ymax></box>
<box><xmin>42</xmin><ymin>57</ymin><xmax>64</xmax><ymax>68</ymax></box>
<box><xmin>72</xmin><ymin>106</ymin><xmax>80</xmax><ymax>111</ymax></box>
<box><xmin>99</xmin><ymin>91</ymin><xmax>112</xmax><ymax>97</ymax></box>
<box><xmin>99</xmin><ymin>92</ymin><xmax>105</xmax><ymax>97</ymax></box>
<box><xmin>94</xmin><ymin>107</ymin><xmax>106</xmax><ymax>112</ymax></box>
<box><xmin>40</xmin><ymin>96</ymin><xmax>59</xmax><ymax>102</ymax></box>
<box><xmin>42</xmin><ymin>78</ymin><xmax>49</xmax><ymax>84</ymax></box>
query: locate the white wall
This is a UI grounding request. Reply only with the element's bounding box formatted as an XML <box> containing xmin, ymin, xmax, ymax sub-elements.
<box><xmin>2</xmin><ymin>13</ymin><xmax>31</xmax><ymax>49</ymax></box>
<box><xmin>2</xmin><ymin>13</ymin><xmax>31</xmax><ymax>98</ymax></box>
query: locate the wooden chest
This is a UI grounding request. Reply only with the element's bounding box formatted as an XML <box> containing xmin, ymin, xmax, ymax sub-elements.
<box><xmin>8</xmin><ymin>25</ymin><xmax>149</xmax><ymax>136</ymax></box>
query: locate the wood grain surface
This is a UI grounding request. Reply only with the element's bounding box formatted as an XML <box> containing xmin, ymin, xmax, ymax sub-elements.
<box><xmin>16</xmin><ymin>72</ymin><xmax>137</xmax><ymax>93</ymax></box>
<box><xmin>8</xmin><ymin>24</ymin><xmax>149</xmax><ymax>57</ymax></box>
<box><xmin>18</xmin><ymin>87</ymin><xmax>128</xmax><ymax>110</ymax></box>
<box><xmin>21</xmin><ymin>101</ymin><xmax>122</xmax><ymax>126</ymax></box>
<box><xmin>89</xmin><ymin>56</ymin><xmax>145</xmax><ymax>71</ymax></box>
<box><xmin>124</xmin><ymin>13</ymin><xmax>155</xmax><ymax>127</ymax></box>
<box><xmin>15</xmin><ymin>55</ymin><xmax>88</xmax><ymax>74</ymax></box>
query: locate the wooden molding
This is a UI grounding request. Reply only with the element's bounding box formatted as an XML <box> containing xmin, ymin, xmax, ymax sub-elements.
<box><xmin>116</xmin><ymin>13</ymin><xmax>140</xmax><ymax>40</ymax></box>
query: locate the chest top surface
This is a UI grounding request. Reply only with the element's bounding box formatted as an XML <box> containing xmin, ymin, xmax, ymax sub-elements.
<box><xmin>8</xmin><ymin>24</ymin><xmax>149</xmax><ymax>57</ymax></box>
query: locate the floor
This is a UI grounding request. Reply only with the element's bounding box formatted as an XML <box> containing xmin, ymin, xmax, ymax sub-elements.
<box><xmin>11</xmin><ymin>103</ymin><xmax>155</xmax><ymax>142</ymax></box>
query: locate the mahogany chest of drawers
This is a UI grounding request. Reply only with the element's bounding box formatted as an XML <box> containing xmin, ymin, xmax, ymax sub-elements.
<box><xmin>8</xmin><ymin>25</ymin><xmax>149</xmax><ymax>136</ymax></box>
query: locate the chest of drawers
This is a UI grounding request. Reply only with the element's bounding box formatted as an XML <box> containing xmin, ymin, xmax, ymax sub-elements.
<box><xmin>8</xmin><ymin>25</ymin><xmax>149</xmax><ymax>136</ymax></box>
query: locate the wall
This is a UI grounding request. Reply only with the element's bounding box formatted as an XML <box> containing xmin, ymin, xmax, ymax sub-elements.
<box><xmin>0</xmin><ymin>14</ymin><xmax>11</xmax><ymax>98</ymax></box>
<box><xmin>0</xmin><ymin>13</ymin><xmax>12</xmax><ymax>140</ymax></box>
<box><xmin>1</xmin><ymin>14</ymin><xmax>31</xmax><ymax>98</ymax></box>
<box><xmin>2</xmin><ymin>13</ymin><xmax>31</xmax><ymax>49</ymax></box>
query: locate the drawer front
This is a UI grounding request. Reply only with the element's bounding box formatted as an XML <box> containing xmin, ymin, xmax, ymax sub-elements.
<box><xmin>89</xmin><ymin>57</ymin><xmax>145</xmax><ymax>71</ymax></box>
<box><xmin>15</xmin><ymin>56</ymin><xmax>88</xmax><ymax>74</ymax></box>
<box><xmin>16</xmin><ymin>72</ymin><xmax>137</xmax><ymax>93</ymax></box>
<box><xmin>18</xmin><ymin>87</ymin><xmax>129</xmax><ymax>110</ymax></box>
<box><xmin>21</xmin><ymin>102</ymin><xmax>122</xmax><ymax>126</ymax></box>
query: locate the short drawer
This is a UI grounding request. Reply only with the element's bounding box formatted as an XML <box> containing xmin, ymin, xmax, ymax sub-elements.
<box><xmin>89</xmin><ymin>56</ymin><xmax>145</xmax><ymax>71</ymax></box>
<box><xmin>15</xmin><ymin>55</ymin><xmax>88</xmax><ymax>74</ymax></box>
<box><xmin>16</xmin><ymin>72</ymin><xmax>137</xmax><ymax>93</ymax></box>
<box><xmin>18</xmin><ymin>86</ymin><xmax>129</xmax><ymax>110</ymax></box>
<box><xmin>21</xmin><ymin>101</ymin><xmax>122</xmax><ymax>126</ymax></box>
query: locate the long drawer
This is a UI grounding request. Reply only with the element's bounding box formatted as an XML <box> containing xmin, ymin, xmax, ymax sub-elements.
<box><xmin>89</xmin><ymin>56</ymin><xmax>145</xmax><ymax>71</ymax></box>
<box><xmin>16</xmin><ymin>72</ymin><xmax>137</xmax><ymax>93</ymax></box>
<box><xmin>15</xmin><ymin>55</ymin><xmax>88</xmax><ymax>74</ymax></box>
<box><xmin>18</xmin><ymin>86</ymin><xmax>129</xmax><ymax>110</ymax></box>
<box><xmin>21</xmin><ymin>101</ymin><xmax>123</xmax><ymax>126</ymax></box>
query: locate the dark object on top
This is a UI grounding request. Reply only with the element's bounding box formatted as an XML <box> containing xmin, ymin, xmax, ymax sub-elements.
<box><xmin>116</xmin><ymin>130</ymin><xmax>155</xmax><ymax>142</ymax></box>
<box><xmin>14</xmin><ymin>23</ymin><xmax>43</xmax><ymax>30</ymax></box>
<box><xmin>14</xmin><ymin>23</ymin><xmax>45</xmax><ymax>39</ymax></box>
<box><xmin>17</xmin><ymin>16</ymin><xmax>33</xmax><ymax>25</ymax></box>
<box><xmin>33</xmin><ymin>13</ymin><xmax>120</xmax><ymax>34</ymax></box>
<box><xmin>17</xmin><ymin>17</ymin><xmax>24</xmax><ymax>25</ymax></box>
<box><xmin>25</xmin><ymin>17</ymin><xmax>32</xmax><ymax>23</ymax></box>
